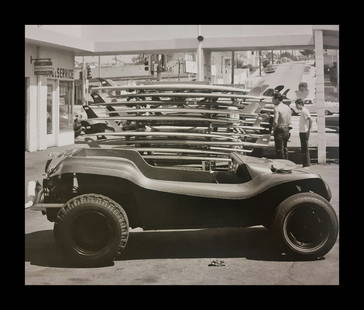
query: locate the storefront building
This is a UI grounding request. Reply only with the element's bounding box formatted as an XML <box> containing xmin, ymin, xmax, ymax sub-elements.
<box><xmin>26</xmin><ymin>25</ymin><xmax>338</xmax><ymax>163</ymax></box>
<box><xmin>25</xmin><ymin>43</ymin><xmax>75</xmax><ymax>151</ymax></box>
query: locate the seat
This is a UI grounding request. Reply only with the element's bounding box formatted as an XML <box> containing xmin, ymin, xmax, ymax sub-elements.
<box><xmin>214</xmin><ymin>164</ymin><xmax>252</xmax><ymax>184</ymax></box>
<box><xmin>214</xmin><ymin>171</ymin><xmax>242</xmax><ymax>184</ymax></box>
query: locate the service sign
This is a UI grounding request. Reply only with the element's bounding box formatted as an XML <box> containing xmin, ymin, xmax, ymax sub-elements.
<box><xmin>49</xmin><ymin>67</ymin><xmax>74</xmax><ymax>79</ymax></box>
<box><xmin>34</xmin><ymin>59</ymin><xmax>53</xmax><ymax>76</ymax></box>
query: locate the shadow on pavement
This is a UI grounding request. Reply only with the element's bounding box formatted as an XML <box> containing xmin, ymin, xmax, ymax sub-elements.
<box><xmin>24</xmin><ymin>229</ymin><xmax>113</xmax><ymax>268</ymax></box>
<box><xmin>25</xmin><ymin>227</ymin><xmax>322</xmax><ymax>268</ymax></box>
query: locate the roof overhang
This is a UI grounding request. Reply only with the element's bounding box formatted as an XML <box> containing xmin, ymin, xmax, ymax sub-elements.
<box><xmin>313</xmin><ymin>25</ymin><xmax>339</xmax><ymax>49</ymax></box>
<box><xmin>202</xmin><ymin>34</ymin><xmax>314</xmax><ymax>51</ymax></box>
<box><xmin>92</xmin><ymin>38</ymin><xmax>198</xmax><ymax>56</ymax></box>
<box><xmin>25</xmin><ymin>27</ymin><xmax>94</xmax><ymax>54</ymax></box>
<box><xmin>86</xmin><ymin>33</ymin><xmax>315</xmax><ymax>56</ymax></box>
<box><xmin>26</xmin><ymin>26</ymin><xmax>338</xmax><ymax>56</ymax></box>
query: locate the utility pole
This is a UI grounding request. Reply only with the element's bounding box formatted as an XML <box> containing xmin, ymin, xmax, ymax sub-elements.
<box><xmin>178</xmin><ymin>58</ymin><xmax>181</xmax><ymax>81</ymax></box>
<box><xmin>259</xmin><ymin>50</ymin><xmax>262</xmax><ymax>76</ymax></box>
<box><xmin>156</xmin><ymin>55</ymin><xmax>161</xmax><ymax>81</ymax></box>
<box><xmin>98</xmin><ymin>56</ymin><xmax>101</xmax><ymax>78</ymax></box>
<box><xmin>336</xmin><ymin>49</ymin><xmax>339</xmax><ymax>97</ymax></box>
<box><xmin>156</xmin><ymin>54</ymin><xmax>163</xmax><ymax>81</ymax></box>
<box><xmin>314</xmin><ymin>30</ymin><xmax>326</xmax><ymax>164</ymax></box>
<box><xmin>82</xmin><ymin>56</ymin><xmax>86</xmax><ymax>104</ymax></box>
<box><xmin>231</xmin><ymin>51</ymin><xmax>235</xmax><ymax>85</ymax></box>
<box><xmin>197</xmin><ymin>25</ymin><xmax>204</xmax><ymax>81</ymax></box>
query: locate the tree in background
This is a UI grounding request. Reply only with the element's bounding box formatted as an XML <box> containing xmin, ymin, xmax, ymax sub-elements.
<box><xmin>280</xmin><ymin>51</ymin><xmax>293</xmax><ymax>59</ymax></box>
<box><xmin>299</xmin><ymin>49</ymin><xmax>315</xmax><ymax>58</ymax></box>
<box><xmin>262</xmin><ymin>59</ymin><xmax>270</xmax><ymax>68</ymax></box>
<box><xmin>131</xmin><ymin>54</ymin><xmax>145</xmax><ymax>65</ymax></box>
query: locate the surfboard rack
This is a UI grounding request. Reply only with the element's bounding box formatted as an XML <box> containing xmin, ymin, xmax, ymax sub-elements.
<box><xmin>78</xmin><ymin>83</ymin><xmax>274</xmax><ymax>171</ymax></box>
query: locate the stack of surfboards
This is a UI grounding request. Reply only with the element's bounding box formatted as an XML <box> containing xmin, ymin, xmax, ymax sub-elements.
<box><xmin>80</xmin><ymin>83</ymin><xmax>274</xmax><ymax>170</ymax></box>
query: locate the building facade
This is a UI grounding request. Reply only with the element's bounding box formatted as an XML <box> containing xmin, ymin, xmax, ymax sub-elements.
<box><xmin>25</xmin><ymin>24</ymin><xmax>338</xmax><ymax>162</ymax></box>
<box><xmin>25</xmin><ymin>42</ymin><xmax>76</xmax><ymax>151</ymax></box>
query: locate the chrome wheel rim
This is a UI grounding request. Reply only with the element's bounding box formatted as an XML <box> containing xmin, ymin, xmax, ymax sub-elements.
<box><xmin>283</xmin><ymin>204</ymin><xmax>330</xmax><ymax>253</ymax></box>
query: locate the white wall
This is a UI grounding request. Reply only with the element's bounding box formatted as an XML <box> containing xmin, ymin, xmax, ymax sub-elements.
<box><xmin>81</xmin><ymin>25</ymin><xmax>199</xmax><ymax>42</ymax></box>
<box><xmin>29</xmin><ymin>25</ymin><xmax>316</xmax><ymax>44</ymax></box>
<box><xmin>25</xmin><ymin>43</ymin><xmax>37</xmax><ymax>77</ymax></box>
<box><xmin>38</xmin><ymin>46</ymin><xmax>74</xmax><ymax>70</ymax></box>
<box><xmin>201</xmin><ymin>25</ymin><xmax>313</xmax><ymax>37</ymax></box>
<box><xmin>27</xmin><ymin>25</ymin><xmax>83</xmax><ymax>38</ymax></box>
<box><xmin>25</xmin><ymin>44</ymin><xmax>75</xmax><ymax>77</ymax></box>
<box><xmin>80</xmin><ymin>25</ymin><xmax>314</xmax><ymax>42</ymax></box>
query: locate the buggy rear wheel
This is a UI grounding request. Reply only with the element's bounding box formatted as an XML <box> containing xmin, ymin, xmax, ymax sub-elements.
<box><xmin>273</xmin><ymin>192</ymin><xmax>338</xmax><ymax>259</ymax></box>
<box><xmin>54</xmin><ymin>194</ymin><xmax>129</xmax><ymax>266</ymax></box>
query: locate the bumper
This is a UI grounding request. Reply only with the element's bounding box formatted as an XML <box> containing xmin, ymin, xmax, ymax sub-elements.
<box><xmin>25</xmin><ymin>180</ymin><xmax>64</xmax><ymax>211</ymax></box>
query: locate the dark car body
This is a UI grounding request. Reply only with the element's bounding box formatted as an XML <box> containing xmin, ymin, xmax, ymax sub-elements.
<box><xmin>264</xmin><ymin>65</ymin><xmax>275</xmax><ymax>74</ymax></box>
<box><xmin>325</xmin><ymin>114</ymin><xmax>339</xmax><ymax>132</ymax></box>
<box><xmin>29</xmin><ymin>148</ymin><xmax>331</xmax><ymax>230</ymax></box>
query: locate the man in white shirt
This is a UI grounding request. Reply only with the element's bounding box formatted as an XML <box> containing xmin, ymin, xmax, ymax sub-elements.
<box><xmin>295</xmin><ymin>99</ymin><xmax>312</xmax><ymax>167</ymax></box>
<box><xmin>272</xmin><ymin>93</ymin><xmax>292</xmax><ymax>159</ymax></box>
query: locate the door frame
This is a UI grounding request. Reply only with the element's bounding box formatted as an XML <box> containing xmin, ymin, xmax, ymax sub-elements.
<box><xmin>25</xmin><ymin>77</ymin><xmax>29</xmax><ymax>151</ymax></box>
<box><xmin>46</xmin><ymin>79</ymin><xmax>59</xmax><ymax>148</ymax></box>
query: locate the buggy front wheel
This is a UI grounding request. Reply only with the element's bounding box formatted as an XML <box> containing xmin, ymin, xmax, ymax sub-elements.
<box><xmin>272</xmin><ymin>192</ymin><xmax>338</xmax><ymax>259</ymax></box>
<box><xmin>54</xmin><ymin>194</ymin><xmax>129</xmax><ymax>266</ymax></box>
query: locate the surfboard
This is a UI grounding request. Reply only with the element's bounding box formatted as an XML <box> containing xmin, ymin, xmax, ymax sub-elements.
<box><xmin>103</xmin><ymin>92</ymin><xmax>264</xmax><ymax>100</ymax></box>
<box><xmin>141</xmin><ymin>155</ymin><xmax>232</xmax><ymax>162</ymax></box>
<box><xmin>83</xmin><ymin>131</ymin><xmax>238</xmax><ymax>140</ymax></box>
<box><xmin>88</xmin><ymin>99</ymin><xmax>265</xmax><ymax>108</ymax></box>
<box><xmin>82</xmin><ymin>138</ymin><xmax>246</xmax><ymax>146</ymax></box>
<box><xmin>210</xmin><ymin>146</ymin><xmax>253</xmax><ymax>153</ymax></box>
<box><xmin>82</xmin><ymin>137</ymin><xmax>269</xmax><ymax>148</ymax></box>
<box><xmin>91</xmin><ymin>84</ymin><xmax>250</xmax><ymax>93</ymax></box>
<box><xmin>102</xmin><ymin>108</ymin><xmax>260</xmax><ymax>116</ymax></box>
<box><xmin>99</xmin><ymin>147</ymin><xmax>250</xmax><ymax>155</ymax></box>
<box><xmin>91</xmin><ymin>116</ymin><xmax>245</xmax><ymax>124</ymax></box>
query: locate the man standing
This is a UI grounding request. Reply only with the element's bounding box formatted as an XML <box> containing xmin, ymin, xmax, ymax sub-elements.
<box><xmin>295</xmin><ymin>99</ymin><xmax>312</xmax><ymax>167</ymax></box>
<box><xmin>272</xmin><ymin>93</ymin><xmax>292</xmax><ymax>159</ymax></box>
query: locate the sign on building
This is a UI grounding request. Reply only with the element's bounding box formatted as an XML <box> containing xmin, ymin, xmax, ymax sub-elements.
<box><xmin>50</xmin><ymin>67</ymin><xmax>74</xmax><ymax>79</ymax></box>
<box><xmin>34</xmin><ymin>59</ymin><xmax>53</xmax><ymax>76</ymax></box>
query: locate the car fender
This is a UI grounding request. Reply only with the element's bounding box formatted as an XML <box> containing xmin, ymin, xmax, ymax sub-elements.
<box><xmin>57</xmin><ymin>156</ymin><xmax>324</xmax><ymax>200</ymax></box>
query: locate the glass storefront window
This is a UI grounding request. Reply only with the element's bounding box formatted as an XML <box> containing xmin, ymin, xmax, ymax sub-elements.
<box><xmin>324</xmin><ymin>49</ymin><xmax>339</xmax><ymax>103</ymax></box>
<box><xmin>59</xmin><ymin>81</ymin><xmax>73</xmax><ymax>132</ymax></box>
<box><xmin>47</xmin><ymin>83</ymin><xmax>53</xmax><ymax>134</ymax></box>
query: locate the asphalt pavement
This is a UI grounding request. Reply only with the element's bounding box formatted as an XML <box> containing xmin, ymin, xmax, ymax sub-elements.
<box><xmin>262</xmin><ymin>61</ymin><xmax>306</xmax><ymax>93</ymax></box>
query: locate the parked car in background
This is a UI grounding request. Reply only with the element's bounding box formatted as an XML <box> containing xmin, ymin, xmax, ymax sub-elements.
<box><xmin>325</xmin><ymin>113</ymin><xmax>339</xmax><ymax>132</ymax></box>
<box><xmin>264</xmin><ymin>64</ymin><xmax>275</xmax><ymax>73</ymax></box>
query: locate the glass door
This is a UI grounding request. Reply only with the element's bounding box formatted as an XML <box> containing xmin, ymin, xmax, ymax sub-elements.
<box><xmin>25</xmin><ymin>78</ymin><xmax>28</xmax><ymax>150</ymax></box>
<box><xmin>59</xmin><ymin>80</ymin><xmax>73</xmax><ymax>133</ymax></box>
<box><xmin>46</xmin><ymin>80</ymin><xmax>57</xmax><ymax>147</ymax></box>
